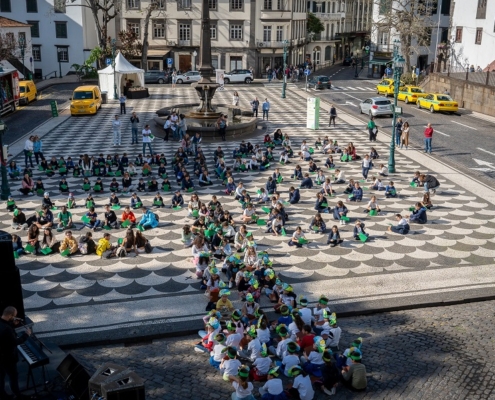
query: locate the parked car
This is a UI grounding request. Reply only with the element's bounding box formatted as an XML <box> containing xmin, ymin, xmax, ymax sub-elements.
<box><xmin>376</xmin><ymin>78</ymin><xmax>405</xmax><ymax>97</ymax></box>
<box><xmin>359</xmin><ymin>97</ymin><xmax>393</xmax><ymax>117</ymax></box>
<box><xmin>223</xmin><ymin>69</ymin><xmax>254</xmax><ymax>84</ymax></box>
<box><xmin>307</xmin><ymin>75</ymin><xmax>331</xmax><ymax>90</ymax></box>
<box><xmin>144</xmin><ymin>71</ymin><xmax>170</xmax><ymax>84</ymax></box>
<box><xmin>70</xmin><ymin>85</ymin><xmax>102</xmax><ymax>116</ymax></box>
<box><xmin>19</xmin><ymin>80</ymin><xmax>37</xmax><ymax>105</ymax></box>
<box><xmin>176</xmin><ymin>71</ymin><xmax>201</xmax><ymax>84</ymax></box>
<box><xmin>417</xmin><ymin>93</ymin><xmax>459</xmax><ymax>113</ymax></box>
<box><xmin>343</xmin><ymin>57</ymin><xmax>353</xmax><ymax>66</ymax></box>
<box><xmin>397</xmin><ymin>85</ymin><xmax>427</xmax><ymax>104</ymax></box>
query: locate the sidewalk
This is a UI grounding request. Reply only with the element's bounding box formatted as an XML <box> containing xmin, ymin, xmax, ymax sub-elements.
<box><xmin>34</xmin><ymin>74</ymin><xmax>81</xmax><ymax>91</ymax></box>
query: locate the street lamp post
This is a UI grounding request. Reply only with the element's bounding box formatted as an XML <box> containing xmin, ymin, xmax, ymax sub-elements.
<box><xmin>281</xmin><ymin>40</ymin><xmax>289</xmax><ymax>99</ymax></box>
<box><xmin>354</xmin><ymin>49</ymin><xmax>360</xmax><ymax>78</ymax></box>
<box><xmin>192</xmin><ymin>50</ymin><xmax>197</xmax><ymax>71</ymax></box>
<box><xmin>111</xmin><ymin>39</ymin><xmax>118</xmax><ymax>100</ymax></box>
<box><xmin>19</xmin><ymin>36</ymin><xmax>26</xmax><ymax>79</ymax></box>
<box><xmin>0</xmin><ymin>120</ymin><xmax>10</xmax><ymax>201</ymax></box>
<box><xmin>388</xmin><ymin>40</ymin><xmax>405</xmax><ymax>174</ymax></box>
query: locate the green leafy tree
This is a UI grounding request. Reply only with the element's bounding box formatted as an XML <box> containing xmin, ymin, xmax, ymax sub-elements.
<box><xmin>307</xmin><ymin>12</ymin><xmax>324</xmax><ymax>40</ymax></box>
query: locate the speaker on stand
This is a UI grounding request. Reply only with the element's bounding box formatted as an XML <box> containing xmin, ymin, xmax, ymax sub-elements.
<box><xmin>56</xmin><ymin>353</ymin><xmax>92</xmax><ymax>400</ymax></box>
<box><xmin>0</xmin><ymin>230</ymin><xmax>25</xmax><ymax>318</ymax></box>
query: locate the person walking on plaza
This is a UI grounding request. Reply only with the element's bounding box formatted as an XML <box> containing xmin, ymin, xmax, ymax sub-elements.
<box><xmin>112</xmin><ymin>115</ymin><xmax>121</xmax><ymax>146</ymax></box>
<box><xmin>23</xmin><ymin>136</ymin><xmax>34</xmax><ymax>168</ymax></box>
<box><xmin>171</xmin><ymin>70</ymin><xmax>177</xmax><ymax>89</ymax></box>
<box><xmin>367</xmin><ymin>117</ymin><xmax>377</xmax><ymax>142</ymax></box>
<box><xmin>424</xmin><ymin>123</ymin><xmax>433</xmax><ymax>154</ymax></box>
<box><xmin>218</xmin><ymin>73</ymin><xmax>225</xmax><ymax>91</ymax></box>
<box><xmin>395</xmin><ymin>118</ymin><xmax>403</xmax><ymax>146</ymax></box>
<box><xmin>216</xmin><ymin>114</ymin><xmax>227</xmax><ymax>141</ymax></box>
<box><xmin>0</xmin><ymin>306</ymin><xmax>32</xmax><ymax>400</ymax></box>
<box><xmin>251</xmin><ymin>97</ymin><xmax>259</xmax><ymax>117</ymax></box>
<box><xmin>401</xmin><ymin>121</ymin><xmax>410</xmax><ymax>149</ymax></box>
<box><xmin>262</xmin><ymin>98</ymin><xmax>270</xmax><ymax>121</ymax></box>
<box><xmin>142</xmin><ymin>124</ymin><xmax>153</xmax><ymax>156</ymax></box>
<box><xmin>130</xmin><ymin>112</ymin><xmax>140</xmax><ymax>145</ymax></box>
<box><xmin>329</xmin><ymin>105</ymin><xmax>337</xmax><ymax>127</ymax></box>
<box><xmin>119</xmin><ymin>94</ymin><xmax>126</xmax><ymax>114</ymax></box>
<box><xmin>33</xmin><ymin>136</ymin><xmax>43</xmax><ymax>165</ymax></box>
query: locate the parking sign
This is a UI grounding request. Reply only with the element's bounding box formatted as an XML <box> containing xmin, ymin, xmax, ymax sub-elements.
<box><xmin>167</xmin><ymin>58</ymin><xmax>173</xmax><ymax>67</ymax></box>
<box><xmin>106</xmin><ymin>58</ymin><xmax>112</xmax><ymax>66</ymax></box>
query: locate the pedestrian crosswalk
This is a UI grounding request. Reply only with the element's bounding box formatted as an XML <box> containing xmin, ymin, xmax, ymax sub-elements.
<box><xmin>262</xmin><ymin>81</ymin><xmax>376</xmax><ymax>92</ymax></box>
<box><xmin>332</xmin><ymin>86</ymin><xmax>376</xmax><ymax>91</ymax></box>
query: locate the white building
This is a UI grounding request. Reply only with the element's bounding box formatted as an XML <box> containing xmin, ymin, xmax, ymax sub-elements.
<box><xmin>450</xmin><ymin>0</ymin><xmax>495</xmax><ymax>71</ymax></box>
<box><xmin>120</xmin><ymin>0</ymin><xmax>307</xmax><ymax>77</ymax></box>
<box><xmin>0</xmin><ymin>0</ymin><xmax>103</xmax><ymax>79</ymax></box>
<box><xmin>0</xmin><ymin>17</ymin><xmax>33</xmax><ymax>79</ymax></box>
<box><xmin>370</xmin><ymin>0</ymin><xmax>452</xmax><ymax>75</ymax></box>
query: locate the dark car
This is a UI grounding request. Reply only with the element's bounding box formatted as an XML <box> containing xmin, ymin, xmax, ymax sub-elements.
<box><xmin>307</xmin><ymin>75</ymin><xmax>331</xmax><ymax>90</ymax></box>
<box><xmin>343</xmin><ymin>57</ymin><xmax>353</xmax><ymax>66</ymax></box>
<box><xmin>144</xmin><ymin>71</ymin><xmax>170</xmax><ymax>84</ymax></box>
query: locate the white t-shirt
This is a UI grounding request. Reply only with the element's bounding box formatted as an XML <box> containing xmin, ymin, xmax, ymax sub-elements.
<box><xmin>226</xmin><ymin>333</ymin><xmax>242</xmax><ymax>349</ymax></box>
<box><xmin>232</xmin><ymin>381</ymin><xmax>254</xmax><ymax>398</ymax></box>
<box><xmin>223</xmin><ymin>358</ymin><xmax>242</xmax><ymax>376</ymax></box>
<box><xmin>293</xmin><ymin>374</ymin><xmax>315</xmax><ymax>400</ymax></box>
<box><xmin>211</xmin><ymin>343</ymin><xmax>226</xmax><ymax>362</ymax></box>
<box><xmin>288</xmin><ymin>322</ymin><xmax>300</xmax><ymax>340</ymax></box>
<box><xmin>313</xmin><ymin>306</ymin><xmax>330</xmax><ymax>319</ymax></box>
<box><xmin>248</xmin><ymin>338</ymin><xmax>262</xmax><ymax>361</ymax></box>
<box><xmin>327</xmin><ymin>326</ymin><xmax>342</xmax><ymax>348</ymax></box>
<box><xmin>367</xmin><ymin>200</ymin><xmax>378</xmax><ymax>210</ymax></box>
<box><xmin>257</xmin><ymin>327</ymin><xmax>271</xmax><ymax>344</ymax></box>
<box><xmin>261</xmin><ymin>378</ymin><xmax>284</xmax><ymax>395</ymax></box>
<box><xmin>282</xmin><ymin>354</ymin><xmax>300</xmax><ymax>376</ymax></box>
<box><xmin>308</xmin><ymin>351</ymin><xmax>324</xmax><ymax>365</ymax></box>
<box><xmin>300</xmin><ymin>308</ymin><xmax>312</xmax><ymax>326</ymax></box>
<box><xmin>276</xmin><ymin>338</ymin><xmax>293</xmax><ymax>358</ymax></box>
<box><xmin>142</xmin><ymin>129</ymin><xmax>152</xmax><ymax>143</ymax></box>
<box><xmin>253</xmin><ymin>356</ymin><xmax>272</xmax><ymax>375</ymax></box>
<box><xmin>244</xmin><ymin>208</ymin><xmax>255</xmax><ymax>217</ymax></box>
<box><xmin>362</xmin><ymin>158</ymin><xmax>371</xmax><ymax>168</ymax></box>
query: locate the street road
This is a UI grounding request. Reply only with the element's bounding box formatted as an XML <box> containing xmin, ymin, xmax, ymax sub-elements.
<box><xmin>303</xmin><ymin>65</ymin><xmax>495</xmax><ymax>185</ymax></box>
<box><xmin>2</xmin><ymin>83</ymin><xmax>79</xmax><ymax>145</ymax></box>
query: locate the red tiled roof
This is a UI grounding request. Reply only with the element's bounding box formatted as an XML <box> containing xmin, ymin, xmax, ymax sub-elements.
<box><xmin>0</xmin><ymin>17</ymin><xmax>31</xmax><ymax>28</ymax></box>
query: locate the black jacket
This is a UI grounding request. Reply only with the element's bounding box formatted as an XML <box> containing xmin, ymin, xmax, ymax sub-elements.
<box><xmin>0</xmin><ymin>319</ymin><xmax>28</xmax><ymax>366</ymax></box>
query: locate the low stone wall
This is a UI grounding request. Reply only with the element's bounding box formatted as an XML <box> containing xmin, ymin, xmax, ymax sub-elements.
<box><xmin>421</xmin><ymin>74</ymin><xmax>495</xmax><ymax>117</ymax></box>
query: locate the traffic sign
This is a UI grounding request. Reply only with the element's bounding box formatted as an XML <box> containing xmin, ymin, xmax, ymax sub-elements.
<box><xmin>50</xmin><ymin>100</ymin><xmax>58</xmax><ymax>117</ymax></box>
<box><xmin>304</xmin><ymin>69</ymin><xmax>311</xmax><ymax>76</ymax></box>
<box><xmin>365</xmin><ymin>46</ymin><xmax>370</xmax><ymax>51</ymax></box>
<box><xmin>167</xmin><ymin>58</ymin><xmax>173</xmax><ymax>67</ymax></box>
<box><xmin>106</xmin><ymin>58</ymin><xmax>112</xmax><ymax>66</ymax></box>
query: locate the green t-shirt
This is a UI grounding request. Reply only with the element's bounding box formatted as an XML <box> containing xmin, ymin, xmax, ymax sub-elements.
<box><xmin>58</xmin><ymin>211</ymin><xmax>72</xmax><ymax>222</ymax></box>
<box><xmin>367</xmin><ymin>121</ymin><xmax>376</xmax><ymax>129</ymax></box>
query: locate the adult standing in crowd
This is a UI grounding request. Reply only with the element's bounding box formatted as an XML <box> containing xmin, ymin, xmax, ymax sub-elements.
<box><xmin>23</xmin><ymin>136</ymin><xmax>34</xmax><ymax>169</ymax></box>
<box><xmin>142</xmin><ymin>124</ymin><xmax>153</xmax><ymax>156</ymax></box>
<box><xmin>251</xmin><ymin>97</ymin><xmax>259</xmax><ymax>117</ymax></box>
<box><xmin>112</xmin><ymin>115</ymin><xmax>121</xmax><ymax>146</ymax></box>
<box><xmin>216</xmin><ymin>114</ymin><xmax>227</xmax><ymax>141</ymax></box>
<box><xmin>33</xmin><ymin>136</ymin><xmax>43</xmax><ymax>165</ymax></box>
<box><xmin>262</xmin><ymin>98</ymin><xmax>270</xmax><ymax>121</ymax></box>
<box><xmin>328</xmin><ymin>105</ymin><xmax>337</xmax><ymax>127</ymax></box>
<box><xmin>424</xmin><ymin>123</ymin><xmax>433</xmax><ymax>154</ymax></box>
<box><xmin>119</xmin><ymin>94</ymin><xmax>126</xmax><ymax>114</ymax></box>
<box><xmin>130</xmin><ymin>112</ymin><xmax>140</xmax><ymax>145</ymax></box>
<box><xmin>0</xmin><ymin>306</ymin><xmax>32</xmax><ymax>400</ymax></box>
<box><xmin>395</xmin><ymin>118</ymin><xmax>403</xmax><ymax>146</ymax></box>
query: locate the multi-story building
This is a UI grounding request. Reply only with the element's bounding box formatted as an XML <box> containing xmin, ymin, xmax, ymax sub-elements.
<box><xmin>370</xmin><ymin>0</ymin><xmax>452</xmax><ymax>76</ymax></box>
<box><xmin>306</xmin><ymin>0</ymin><xmax>371</xmax><ymax>67</ymax></box>
<box><xmin>450</xmin><ymin>0</ymin><xmax>495</xmax><ymax>71</ymax></box>
<box><xmin>119</xmin><ymin>0</ymin><xmax>307</xmax><ymax>77</ymax></box>
<box><xmin>0</xmin><ymin>0</ymin><xmax>102</xmax><ymax>79</ymax></box>
<box><xmin>0</xmin><ymin>17</ymin><xmax>33</xmax><ymax>79</ymax></box>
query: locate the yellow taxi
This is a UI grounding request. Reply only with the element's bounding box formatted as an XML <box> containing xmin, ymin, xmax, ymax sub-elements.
<box><xmin>19</xmin><ymin>80</ymin><xmax>37</xmax><ymax>105</ymax></box>
<box><xmin>376</xmin><ymin>79</ymin><xmax>405</xmax><ymax>97</ymax></box>
<box><xmin>416</xmin><ymin>93</ymin><xmax>459</xmax><ymax>113</ymax></box>
<box><xmin>70</xmin><ymin>85</ymin><xmax>102</xmax><ymax>116</ymax></box>
<box><xmin>397</xmin><ymin>85</ymin><xmax>427</xmax><ymax>104</ymax></box>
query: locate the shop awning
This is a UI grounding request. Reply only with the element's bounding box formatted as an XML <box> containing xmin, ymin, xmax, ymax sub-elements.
<box><xmin>146</xmin><ymin>48</ymin><xmax>171</xmax><ymax>57</ymax></box>
<box><xmin>370</xmin><ymin>58</ymin><xmax>393</xmax><ymax>66</ymax></box>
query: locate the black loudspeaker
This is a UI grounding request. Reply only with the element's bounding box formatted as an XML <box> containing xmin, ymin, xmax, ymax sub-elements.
<box><xmin>0</xmin><ymin>231</ymin><xmax>25</xmax><ymax>319</ymax></box>
<box><xmin>56</xmin><ymin>353</ymin><xmax>91</xmax><ymax>400</ymax></box>
<box><xmin>101</xmin><ymin>371</ymin><xmax>145</xmax><ymax>400</ymax></box>
<box><xmin>89</xmin><ymin>363</ymin><xmax>130</xmax><ymax>396</ymax></box>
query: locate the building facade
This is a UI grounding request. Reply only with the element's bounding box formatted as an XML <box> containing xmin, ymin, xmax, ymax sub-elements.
<box><xmin>450</xmin><ymin>0</ymin><xmax>495</xmax><ymax>71</ymax></box>
<box><xmin>0</xmin><ymin>0</ymin><xmax>103</xmax><ymax>79</ymax></box>
<box><xmin>306</xmin><ymin>0</ymin><xmax>371</xmax><ymax>67</ymax></box>
<box><xmin>119</xmin><ymin>0</ymin><xmax>307</xmax><ymax>77</ymax></box>
<box><xmin>370</xmin><ymin>0</ymin><xmax>452</xmax><ymax>76</ymax></box>
<box><xmin>0</xmin><ymin>17</ymin><xmax>33</xmax><ymax>79</ymax></box>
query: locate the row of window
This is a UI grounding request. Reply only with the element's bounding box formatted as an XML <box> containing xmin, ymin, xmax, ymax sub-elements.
<box><xmin>30</xmin><ymin>46</ymin><xmax>69</xmax><ymax>63</ymax></box>
<box><xmin>0</xmin><ymin>0</ymin><xmax>65</xmax><ymax>13</ymax></box>
<box><xmin>128</xmin><ymin>21</ymin><xmax>248</xmax><ymax>41</ymax></box>
<box><xmin>455</xmin><ymin>26</ymin><xmax>494</xmax><ymax>45</ymax></box>
<box><xmin>262</xmin><ymin>26</ymin><xmax>285</xmax><ymax>42</ymax></box>
<box><xmin>126</xmin><ymin>0</ymin><xmax>243</xmax><ymax>11</ymax></box>
<box><xmin>25</xmin><ymin>21</ymin><xmax>67</xmax><ymax>39</ymax></box>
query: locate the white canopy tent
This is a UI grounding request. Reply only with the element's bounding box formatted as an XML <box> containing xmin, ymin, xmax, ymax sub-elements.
<box><xmin>97</xmin><ymin>53</ymin><xmax>145</xmax><ymax>98</ymax></box>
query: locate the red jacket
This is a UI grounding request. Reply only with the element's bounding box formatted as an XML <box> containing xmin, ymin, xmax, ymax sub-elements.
<box><xmin>424</xmin><ymin>127</ymin><xmax>433</xmax><ymax>138</ymax></box>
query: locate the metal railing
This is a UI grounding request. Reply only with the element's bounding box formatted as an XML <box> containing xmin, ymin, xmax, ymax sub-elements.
<box><xmin>445</xmin><ymin>66</ymin><xmax>495</xmax><ymax>87</ymax></box>
<box><xmin>256</xmin><ymin>40</ymin><xmax>286</xmax><ymax>48</ymax></box>
<box><xmin>43</xmin><ymin>71</ymin><xmax>57</xmax><ymax>79</ymax></box>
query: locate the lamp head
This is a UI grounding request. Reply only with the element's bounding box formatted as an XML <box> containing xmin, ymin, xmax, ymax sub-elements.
<box><xmin>0</xmin><ymin>120</ymin><xmax>5</xmax><ymax>132</ymax></box>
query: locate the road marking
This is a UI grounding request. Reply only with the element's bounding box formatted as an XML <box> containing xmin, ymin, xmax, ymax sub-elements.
<box><xmin>477</xmin><ymin>148</ymin><xmax>495</xmax><ymax>157</ymax></box>
<box><xmin>341</xmin><ymin>92</ymin><xmax>363</xmax><ymax>102</ymax></box>
<box><xmin>471</xmin><ymin>158</ymin><xmax>495</xmax><ymax>172</ymax></box>
<box><xmin>451</xmin><ymin>120</ymin><xmax>478</xmax><ymax>130</ymax></box>
<box><xmin>435</xmin><ymin>130</ymin><xmax>450</xmax><ymax>137</ymax></box>
<box><xmin>345</xmin><ymin>101</ymin><xmax>357</xmax><ymax>107</ymax></box>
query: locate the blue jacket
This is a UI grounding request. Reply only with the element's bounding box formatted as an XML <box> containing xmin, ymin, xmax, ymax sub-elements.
<box><xmin>353</xmin><ymin>225</ymin><xmax>367</xmax><ymax>237</ymax></box>
<box><xmin>293</xmin><ymin>169</ymin><xmax>303</xmax><ymax>179</ymax></box>
<box><xmin>310</xmin><ymin>218</ymin><xmax>326</xmax><ymax>231</ymax></box>
<box><xmin>265</xmin><ymin>180</ymin><xmax>277</xmax><ymax>194</ymax></box>
<box><xmin>289</xmin><ymin>189</ymin><xmax>300</xmax><ymax>204</ymax></box>
<box><xmin>314</xmin><ymin>197</ymin><xmax>328</xmax><ymax>211</ymax></box>
<box><xmin>352</xmin><ymin>187</ymin><xmax>363</xmax><ymax>200</ymax></box>
<box><xmin>262</xmin><ymin>101</ymin><xmax>270</xmax><ymax>111</ymax></box>
<box><xmin>33</xmin><ymin>141</ymin><xmax>42</xmax><ymax>152</ymax></box>
<box><xmin>300</xmin><ymin>177</ymin><xmax>313</xmax><ymax>189</ymax></box>
<box><xmin>410</xmin><ymin>207</ymin><xmax>427</xmax><ymax>224</ymax></box>
<box><xmin>140</xmin><ymin>210</ymin><xmax>159</xmax><ymax>228</ymax></box>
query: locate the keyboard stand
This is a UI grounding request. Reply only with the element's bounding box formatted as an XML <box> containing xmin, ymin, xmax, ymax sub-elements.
<box><xmin>25</xmin><ymin>363</ymin><xmax>48</xmax><ymax>397</ymax></box>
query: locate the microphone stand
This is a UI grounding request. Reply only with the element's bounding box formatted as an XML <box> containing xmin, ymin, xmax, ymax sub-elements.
<box><xmin>18</xmin><ymin>319</ymin><xmax>52</xmax><ymax>354</ymax></box>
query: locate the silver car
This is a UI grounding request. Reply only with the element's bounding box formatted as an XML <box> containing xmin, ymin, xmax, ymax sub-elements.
<box><xmin>176</xmin><ymin>71</ymin><xmax>201</xmax><ymax>84</ymax></box>
<box><xmin>359</xmin><ymin>97</ymin><xmax>393</xmax><ymax>117</ymax></box>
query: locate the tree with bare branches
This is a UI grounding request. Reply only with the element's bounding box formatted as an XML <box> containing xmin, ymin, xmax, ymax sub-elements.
<box><xmin>0</xmin><ymin>33</ymin><xmax>18</xmax><ymax>63</ymax></box>
<box><xmin>372</xmin><ymin>0</ymin><xmax>439</xmax><ymax>71</ymax></box>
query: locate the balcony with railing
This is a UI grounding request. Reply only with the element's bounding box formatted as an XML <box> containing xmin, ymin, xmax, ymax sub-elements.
<box><xmin>314</xmin><ymin>12</ymin><xmax>345</xmax><ymax>20</ymax></box>
<box><xmin>256</xmin><ymin>40</ymin><xmax>288</xmax><ymax>48</ymax></box>
<box><xmin>260</xmin><ymin>7</ymin><xmax>292</xmax><ymax>19</ymax></box>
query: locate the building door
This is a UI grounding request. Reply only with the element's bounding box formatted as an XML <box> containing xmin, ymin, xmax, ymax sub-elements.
<box><xmin>230</xmin><ymin>56</ymin><xmax>243</xmax><ymax>71</ymax></box>
<box><xmin>179</xmin><ymin>55</ymin><xmax>192</xmax><ymax>73</ymax></box>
